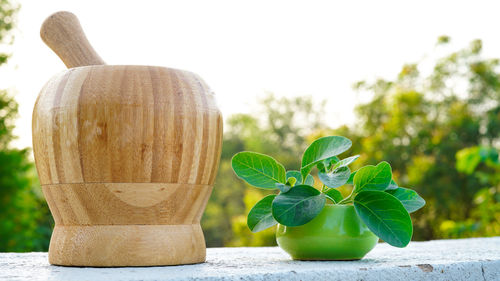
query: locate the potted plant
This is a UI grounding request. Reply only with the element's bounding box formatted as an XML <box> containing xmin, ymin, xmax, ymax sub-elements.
<box><xmin>231</xmin><ymin>136</ymin><xmax>425</xmax><ymax>260</ymax></box>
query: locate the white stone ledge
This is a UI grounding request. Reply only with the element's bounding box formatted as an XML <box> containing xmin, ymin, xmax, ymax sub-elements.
<box><xmin>1</xmin><ymin>237</ymin><xmax>499</xmax><ymax>281</ymax></box>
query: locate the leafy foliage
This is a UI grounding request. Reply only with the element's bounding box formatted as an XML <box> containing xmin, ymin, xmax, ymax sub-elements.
<box><xmin>0</xmin><ymin>0</ymin><xmax>53</xmax><ymax>252</ymax></box>
<box><xmin>203</xmin><ymin>37</ymin><xmax>500</xmax><ymax>247</ymax></box>
<box><xmin>331</xmin><ymin>155</ymin><xmax>360</xmax><ymax>171</ymax></box>
<box><xmin>354</xmin><ymin>191</ymin><xmax>413</xmax><ymax>247</ymax></box>
<box><xmin>231</xmin><ymin>152</ymin><xmax>286</xmax><ymax>189</ymax></box>
<box><xmin>386</xmin><ymin>187</ymin><xmax>426</xmax><ymax>213</ymax></box>
<box><xmin>343</xmin><ymin>38</ymin><xmax>500</xmax><ymax>240</ymax></box>
<box><xmin>353</xmin><ymin>162</ymin><xmax>392</xmax><ymax>193</ymax></box>
<box><xmin>247</xmin><ymin>195</ymin><xmax>277</xmax><ymax>232</ymax></box>
<box><xmin>324</xmin><ymin>188</ymin><xmax>343</xmax><ymax>203</ymax></box>
<box><xmin>440</xmin><ymin>146</ymin><xmax>500</xmax><ymax>238</ymax></box>
<box><xmin>203</xmin><ymin>94</ymin><xmax>327</xmax><ymax>246</ymax></box>
<box><xmin>232</xmin><ymin>135</ymin><xmax>424</xmax><ymax>247</ymax></box>
<box><xmin>300</xmin><ymin>136</ymin><xmax>351</xmax><ymax>179</ymax></box>
<box><xmin>271</xmin><ymin>185</ymin><xmax>325</xmax><ymax>226</ymax></box>
<box><xmin>286</xmin><ymin>170</ymin><xmax>314</xmax><ymax>186</ymax></box>
<box><xmin>318</xmin><ymin>166</ymin><xmax>350</xmax><ymax>188</ymax></box>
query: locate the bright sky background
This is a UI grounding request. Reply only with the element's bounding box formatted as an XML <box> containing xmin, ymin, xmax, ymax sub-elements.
<box><xmin>3</xmin><ymin>0</ymin><xmax>500</xmax><ymax>149</ymax></box>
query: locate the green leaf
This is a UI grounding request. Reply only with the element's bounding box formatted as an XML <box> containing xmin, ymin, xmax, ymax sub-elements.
<box><xmin>276</xmin><ymin>183</ymin><xmax>291</xmax><ymax>193</ymax></box>
<box><xmin>386</xmin><ymin>179</ymin><xmax>398</xmax><ymax>190</ymax></box>
<box><xmin>353</xmin><ymin>162</ymin><xmax>392</xmax><ymax>193</ymax></box>
<box><xmin>456</xmin><ymin>146</ymin><xmax>500</xmax><ymax>174</ymax></box>
<box><xmin>331</xmin><ymin>155</ymin><xmax>360</xmax><ymax>171</ymax></box>
<box><xmin>247</xmin><ymin>195</ymin><xmax>278</xmax><ymax>232</ymax></box>
<box><xmin>286</xmin><ymin>170</ymin><xmax>301</xmax><ymax>183</ymax></box>
<box><xmin>318</xmin><ymin>166</ymin><xmax>351</xmax><ymax>188</ymax></box>
<box><xmin>354</xmin><ymin>191</ymin><xmax>413</xmax><ymax>248</ymax></box>
<box><xmin>324</xmin><ymin>188</ymin><xmax>343</xmax><ymax>203</ymax></box>
<box><xmin>232</xmin><ymin>152</ymin><xmax>286</xmax><ymax>189</ymax></box>
<box><xmin>272</xmin><ymin>185</ymin><xmax>326</xmax><ymax>226</ymax></box>
<box><xmin>304</xmin><ymin>175</ymin><xmax>314</xmax><ymax>185</ymax></box>
<box><xmin>317</xmin><ymin>156</ymin><xmax>340</xmax><ymax>172</ymax></box>
<box><xmin>386</xmin><ymin>187</ymin><xmax>426</xmax><ymax>213</ymax></box>
<box><xmin>286</xmin><ymin>177</ymin><xmax>297</xmax><ymax>187</ymax></box>
<box><xmin>346</xmin><ymin>170</ymin><xmax>357</xmax><ymax>185</ymax></box>
<box><xmin>286</xmin><ymin>170</ymin><xmax>314</xmax><ymax>186</ymax></box>
<box><xmin>300</xmin><ymin>136</ymin><xmax>352</xmax><ymax>179</ymax></box>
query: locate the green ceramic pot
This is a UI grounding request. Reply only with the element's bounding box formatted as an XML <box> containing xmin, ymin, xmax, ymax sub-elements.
<box><xmin>276</xmin><ymin>204</ymin><xmax>379</xmax><ymax>260</ymax></box>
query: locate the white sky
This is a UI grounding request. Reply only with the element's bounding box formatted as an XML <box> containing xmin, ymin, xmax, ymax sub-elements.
<box><xmin>3</xmin><ymin>0</ymin><xmax>500</xmax><ymax>149</ymax></box>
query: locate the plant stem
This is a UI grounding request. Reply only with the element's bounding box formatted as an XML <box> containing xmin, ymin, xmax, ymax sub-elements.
<box><xmin>324</xmin><ymin>194</ymin><xmax>336</xmax><ymax>204</ymax></box>
<box><xmin>338</xmin><ymin>189</ymin><xmax>356</xmax><ymax>204</ymax></box>
<box><xmin>337</xmin><ymin>197</ymin><xmax>352</xmax><ymax>204</ymax></box>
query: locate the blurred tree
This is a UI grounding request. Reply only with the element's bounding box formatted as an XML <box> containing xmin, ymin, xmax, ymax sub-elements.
<box><xmin>203</xmin><ymin>37</ymin><xmax>500</xmax><ymax>246</ymax></box>
<box><xmin>202</xmin><ymin>94</ymin><xmax>326</xmax><ymax>246</ymax></box>
<box><xmin>342</xmin><ymin>38</ymin><xmax>500</xmax><ymax>240</ymax></box>
<box><xmin>439</xmin><ymin>146</ymin><xmax>500</xmax><ymax>238</ymax></box>
<box><xmin>0</xmin><ymin>0</ymin><xmax>53</xmax><ymax>251</ymax></box>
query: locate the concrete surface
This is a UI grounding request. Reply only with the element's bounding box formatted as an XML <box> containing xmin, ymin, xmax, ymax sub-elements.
<box><xmin>1</xmin><ymin>237</ymin><xmax>499</xmax><ymax>281</ymax></box>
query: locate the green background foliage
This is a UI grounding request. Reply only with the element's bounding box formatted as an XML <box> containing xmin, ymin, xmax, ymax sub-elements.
<box><xmin>203</xmin><ymin>37</ymin><xmax>499</xmax><ymax>246</ymax></box>
<box><xmin>0</xmin><ymin>0</ymin><xmax>53</xmax><ymax>252</ymax></box>
<box><xmin>0</xmin><ymin>0</ymin><xmax>498</xmax><ymax>250</ymax></box>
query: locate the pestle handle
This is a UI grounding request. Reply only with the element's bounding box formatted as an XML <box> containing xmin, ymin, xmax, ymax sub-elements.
<box><xmin>40</xmin><ymin>11</ymin><xmax>105</xmax><ymax>68</ymax></box>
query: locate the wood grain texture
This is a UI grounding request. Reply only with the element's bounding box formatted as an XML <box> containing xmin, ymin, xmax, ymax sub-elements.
<box><xmin>33</xmin><ymin>65</ymin><xmax>223</xmax><ymax>185</ymax></box>
<box><xmin>42</xmin><ymin>183</ymin><xmax>213</xmax><ymax>225</ymax></box>
<box><xmin>40</xmin><ymin>11</ymin><xmax>105</xmax><ymax>68</ymax></box>
<box><xmin>49</xmin><ymin>225</ymin><xmax>206</xmax><ymax>266</ymax></box>
<box><xmin>33</xmin><ymin>65</ymin><xmax>223</xmax><ymax>266</ymax></box>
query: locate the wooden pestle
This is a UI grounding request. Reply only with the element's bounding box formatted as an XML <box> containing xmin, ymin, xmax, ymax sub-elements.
<box><xmin>40</xmin><ymin>11</ymin><xmax>105</xmax><ymax>68</ymax></box>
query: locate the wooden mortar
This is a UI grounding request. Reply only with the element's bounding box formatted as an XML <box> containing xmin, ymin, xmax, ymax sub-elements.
<box><xmin>32</xmin><ymin>11</ymin><xmax>223</xmax><ymax>267</ymax></box>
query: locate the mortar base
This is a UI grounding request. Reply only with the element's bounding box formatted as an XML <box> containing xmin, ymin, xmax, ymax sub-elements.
<box><xmin>48</xmin><ymin>224</ymin><xmax>206</xmax><ymax>267</ymax></box>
